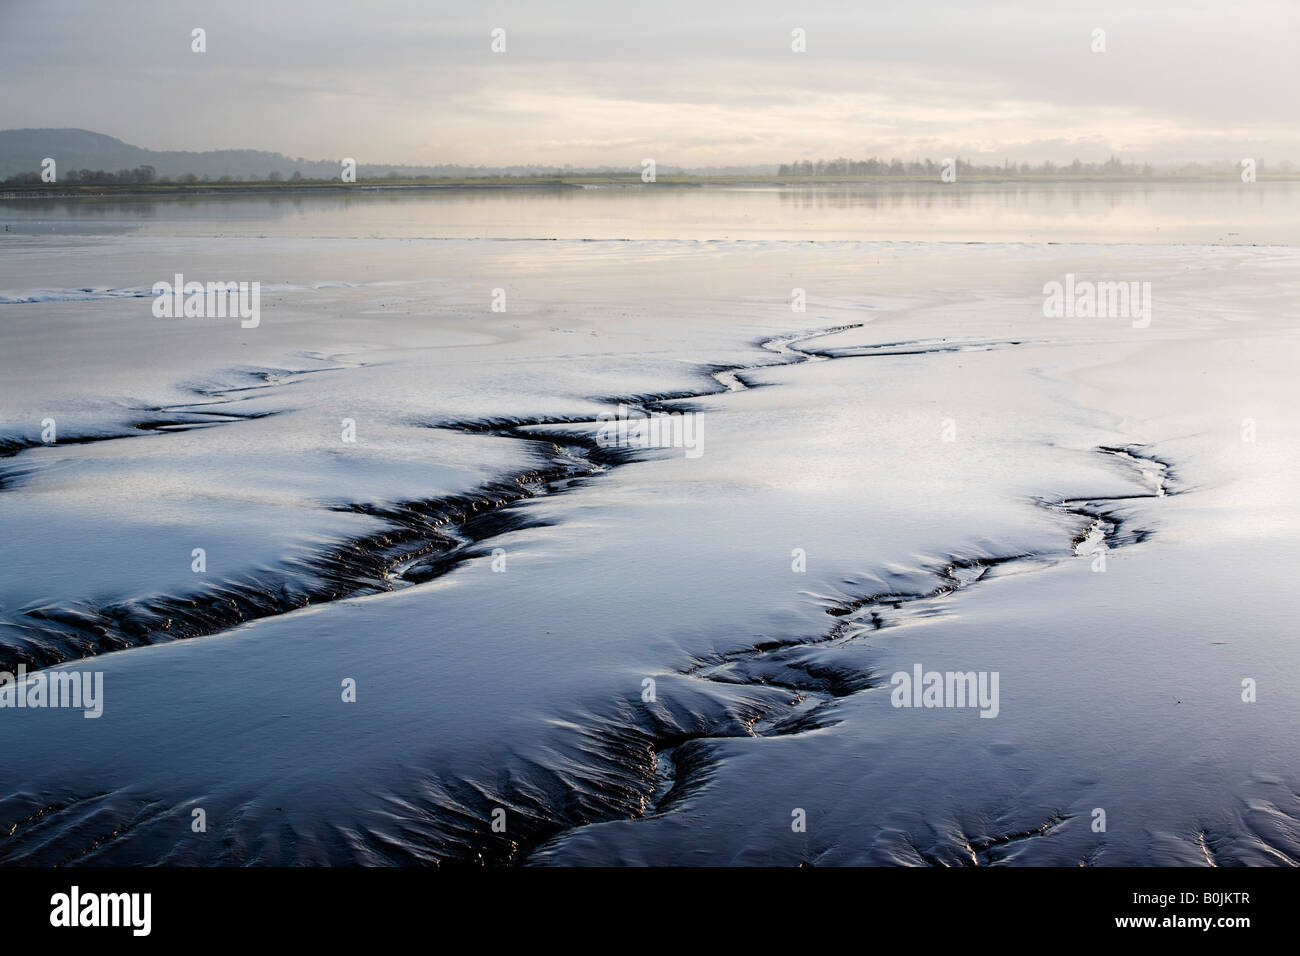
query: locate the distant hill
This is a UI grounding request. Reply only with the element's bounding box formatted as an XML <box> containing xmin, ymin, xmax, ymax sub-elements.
<box><xmin>0</xmin><ymin>128</ymin><xmax>340</xmax><ymax>180</ymax></box>
<box><xmin>8</xmin><ymin>129</ymin><xmax>1274</xmax><ymax>186</ymax></box>
<box><xmin>0</xmin><ymin>129</ymin><xmax>734</xmax><ymax>181</ymax></box>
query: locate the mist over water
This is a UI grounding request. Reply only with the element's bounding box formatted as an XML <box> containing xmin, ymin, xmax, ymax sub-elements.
<box><xmin>5</xmin><ymin>181</ymin><xmax>1300</xmax><ymax>243</ymax></box>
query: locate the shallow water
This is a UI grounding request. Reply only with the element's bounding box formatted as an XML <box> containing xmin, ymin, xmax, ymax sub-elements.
<box><xmin>5</xmin><ymin>181</ymin><xmax>1300</xmax><ymax>243</ymax></box>
<box><xmin>0</xmin><ymin>186</ymin><xmax>1297</xmax><ymax>865</ymax></box>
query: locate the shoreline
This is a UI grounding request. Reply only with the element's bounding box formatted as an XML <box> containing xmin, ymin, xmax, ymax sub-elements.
<box><xmin>5</xmin><ymin>174</ymin><xmax>1299</xmax><ymax>201</ymax></box>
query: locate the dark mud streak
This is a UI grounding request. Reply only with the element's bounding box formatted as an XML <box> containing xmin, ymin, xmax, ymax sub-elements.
<box><xmin>0</xmin><ymin>410</ymin><xmax>277</xmax><ymax>465</ymax></box>
<box><xmin>799</xmin><ymin>336</ymin><xmax>1042</xmax><ymax>361</ymax></box>
<box><xmin>1196</xmin><ymin>829</ymin><xmax>1220</xmax><ymax>867</ymax></box>
<box><xmin>0</xmin><ymin>432</ymin><xmax>626</xmax><ymax>672</ymax></box>
<box><xmin>0</xmin><ymin>331</ymin><xmax>857</xmax><ymax>675</ymax></box>
<box><xmin>0</xmin><ymin>364</ymin><xmax>353</xmax><ymax>464</ymax></box>
<box><xmin>966</xmin><ymin>812</ymin><xmax>1072</xmax><ymax>866</ymax></box>
<box><xmin>1</xmin><ymin>326</ymin><xmax>886</xmax><ymax>865</ymax></box>
<box><xmin>523</xmin><ymin>440</ymin><xmax>1178</xmax><ymax>864</ymax></box>
<box><xmin>0</xmin><ymin>327</ymin><xmax>1180</xmax><ymax>866</ymax></box>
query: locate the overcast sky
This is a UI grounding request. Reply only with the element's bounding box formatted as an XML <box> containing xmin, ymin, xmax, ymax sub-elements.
<box><xmin>1</xmin><ymin>0</ymin><xmax>1296</xmax><ymax>167</ymax></box>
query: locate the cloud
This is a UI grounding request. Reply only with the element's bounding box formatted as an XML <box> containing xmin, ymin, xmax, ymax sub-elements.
<box><xmin>1</xmin><ymin>0</ymin><xmax>1295</xmax><ymax>165</ymax></box>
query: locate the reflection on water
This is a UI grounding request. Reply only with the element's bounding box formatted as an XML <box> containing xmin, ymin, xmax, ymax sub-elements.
<box><xmin>2</xmin><ymin>181</ymin><xmax>1297</xmax><ymax>244</ymax></box>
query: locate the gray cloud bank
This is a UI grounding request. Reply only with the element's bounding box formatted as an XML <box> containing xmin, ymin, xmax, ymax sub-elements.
<box><xmin>1</xmin><ymin>0</ymin><xmax>1295</xmax><ymax>167</ymax></box>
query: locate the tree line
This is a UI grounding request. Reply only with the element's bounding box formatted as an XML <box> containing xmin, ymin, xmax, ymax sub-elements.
<box><xmin>4</xmin><ymin>165</ymin><xmax>158</xmax><ymax>185</ymax></box>
<box><xmin>775</xmin><ymin>156</ymin><xmax>1278</xmax><ymax>177</ymax></box>
<box><xmin>3</xmin><ymin>156</ymin><xmax>1285</xmax><ymax>185</ymax></box>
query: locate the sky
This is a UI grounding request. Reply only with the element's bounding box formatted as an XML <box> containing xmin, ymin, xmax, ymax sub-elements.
<box><xmin>1</xmin><ymin>0</ymin><xmax>1296</xmax><ymax>168</ymax></box>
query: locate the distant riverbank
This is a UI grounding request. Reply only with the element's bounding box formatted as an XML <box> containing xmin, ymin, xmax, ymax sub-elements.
<box><xmin>5</xmin><ymin>172</ymin><xmax>1296</xmax><ymax>201</ymax></box>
